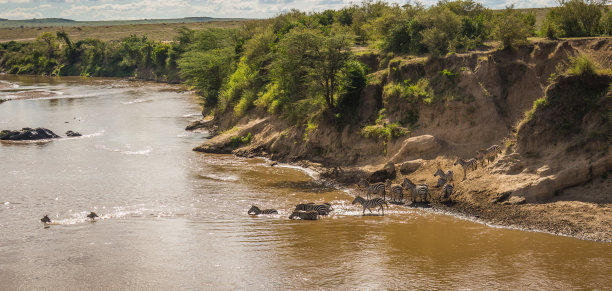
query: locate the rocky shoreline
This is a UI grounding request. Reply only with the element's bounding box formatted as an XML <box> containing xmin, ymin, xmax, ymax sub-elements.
<box><xmin>188</xmin><ymin>120</ymin><xmax>611</xmax><ymax>243</ymax></box>
<box><xmin>254</xmin><ymin>152</ymin><xmax>611</xmax><ymax>242</ymax></box>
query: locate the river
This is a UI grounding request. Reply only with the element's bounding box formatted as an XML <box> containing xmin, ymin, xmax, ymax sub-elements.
<box><xmin>0</xmin><ymin>75</ymin><xmax>610</xmax><ymax>290</ymax></box>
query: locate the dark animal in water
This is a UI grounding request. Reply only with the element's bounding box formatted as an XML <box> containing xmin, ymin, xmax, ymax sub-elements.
<box><xmin>293</xmin><ymin>203</ymin><xmax>333</xmax><ymax>215</ymax></box>
<box><xmin>288</xmin><ymin>211</ymin><xmax>319</xmax><ymax>220</ymax></box>
<box><xmin>248</xmin><ymin>205</ymin><xmax>278</xmax><ymax>215</ymax></box>
<box><xmin>40</xmin><ymin>215</ymin><xmax>51</xmax><ymax>223</ymax></box>
<box><xmin>87</xmin><ymin>212</ymin><xmax>99</xmax><ymax>220</ymax></box>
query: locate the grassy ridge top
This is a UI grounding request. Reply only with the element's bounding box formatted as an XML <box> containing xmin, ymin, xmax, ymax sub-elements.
<box><xmin>0</xmin><ymin>20</ymin><xmax>248</xmax><ymax>42</ymax></box>
<box><xmin>0</xmin><ymin>6</ymin><xmax>553</xmax><ymax>43</ymax></box>
<box><xmin>0</xmin><ymin>17</ymin><xmax>244</xmax><ymax>28</ymax></box>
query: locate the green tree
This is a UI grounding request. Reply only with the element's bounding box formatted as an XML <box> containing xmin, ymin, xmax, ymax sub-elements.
<box><xmin>544</xmin><ymin>0</ymin><xmax>606</xmax><ymax>37</ymax></box>
<box><xmin>493</xmin><ymin>7</ymin><xmax>532</xmax><ymax>49</ymax></box>
<box><xmin>178</xmin><ymin>29</ymin><xmax>237</xmax><ymax>107</ymax></box>
<box><xmin>311</xmin><ymin>31</ymin><xmax>354</xmax><ymax>111</ymax></box>
<box><xmin>36</xmin><ymin>32</ymin><xmax>57</xmax><ymax>59</ymax></box>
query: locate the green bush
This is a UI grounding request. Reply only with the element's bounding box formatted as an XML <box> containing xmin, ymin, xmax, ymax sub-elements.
<box><xmin>493</xmin><ymin>7</ymin><xmax>533</xmax><ymax>49</ymax></box>
<box><xmin>544</xmin><ymin>0</ymin><xmax>605</xmax><ymax>38</ymax></box>
<box><xmin>567</xmin><ymin>55</ymin><xmax>598</xmax><ymax>76</ymax></box>
<box><xmin>383</xmin><ymin>79</ymin><xmax>433</xmax><ymax>104</ymax></box>
<box><xmin>603</xmin><ymin>9</ymin><xmax>612</xmax><ymax>35</ymax></box>
<box><xmin>529</xmin><ymin>97</ymin><xmax>548</xmax><ymax>118</ymax></box>
<box><xmin>229</xmin><ymin>132</ymin><xmax>253</xmax><ymax>148</ymax></box>
<box><xmin>361</xmin><ymin>123</ymin><xmax>408</xmax><ymax>142</ymax></box>
<box><xmin>541</xmin><ymin>17</ymin><xmax>562</xmax><ymax>39</ymax></box>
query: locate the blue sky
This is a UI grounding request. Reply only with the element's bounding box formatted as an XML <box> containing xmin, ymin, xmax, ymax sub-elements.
<box><xmin>0</xmin><ymin>0</ymin><xmax>557</xmax><ymax>21</ymax></box>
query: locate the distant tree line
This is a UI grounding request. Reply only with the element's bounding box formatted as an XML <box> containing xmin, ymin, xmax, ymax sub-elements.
<box><xmin>0</xmin><ymin>0</ymin><xmax>610</xmax><ymax>125</ymax></box>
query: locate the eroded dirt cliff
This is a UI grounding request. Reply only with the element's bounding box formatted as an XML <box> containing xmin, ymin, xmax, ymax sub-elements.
<box><xmin>193</xmin><ymin>38</ymin><xmax>612</xmax><ymax>241</ymax></box>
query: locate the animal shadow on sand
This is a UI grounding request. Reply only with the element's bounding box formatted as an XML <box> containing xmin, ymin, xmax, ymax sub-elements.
<box><xmin>439</xmin><ymin>200</ymin><xmax>456</xmax><ymax>207</ymax></box>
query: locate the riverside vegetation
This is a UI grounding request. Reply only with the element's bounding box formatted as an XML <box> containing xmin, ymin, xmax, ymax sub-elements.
<box><xmin>1</xmin><ymin>0</ymin><xmax>612</xmax><ymax>241</ymax></box>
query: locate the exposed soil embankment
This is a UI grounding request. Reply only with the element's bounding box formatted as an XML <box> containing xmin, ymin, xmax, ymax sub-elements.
<box><xmin>193</xmin><ymin>38</ymin><xmax>612</xmax><ymax>242</ymax></box>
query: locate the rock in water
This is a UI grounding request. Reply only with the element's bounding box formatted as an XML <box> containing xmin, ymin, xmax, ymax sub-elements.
<box><xmin>0</xmin><ymin>128</ymin><xmax>61</xmax><ymax>141</ymax></box>
<box><xmin>65</xmin><ymin>130</ymin><xmax>82</xmax><ymax>137</ymax></box>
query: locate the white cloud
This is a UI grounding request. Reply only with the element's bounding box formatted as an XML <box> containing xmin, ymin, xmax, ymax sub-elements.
<box><xmin>0</xmin><ymin>7</ymin><xmax>43</xmax><ymax>19</ymax></box>
<box><xmin>0</xmin><ymin>0</ymin><xmax>32</xmax><ymax>3</ymax></box>
<box><xmin>60</xmin><ymin>0</ymin><xmax>190</xmax><ymax>19</ymax></box>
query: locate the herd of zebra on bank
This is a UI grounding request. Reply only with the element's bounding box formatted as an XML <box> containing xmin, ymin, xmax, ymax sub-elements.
<box><xmin>355</xmin><ymin>144</ymin><xmax>503</xmax><ymax>209</ymax></box>
<box><xmin>454</xmin><ymin>144</ymin><xmax>502</xmax><ymax>180</ymax></box>
<box><xmin>248</xmin><ymin>145</ymin><xmax>503</xmax><ymax>219</ymax></box>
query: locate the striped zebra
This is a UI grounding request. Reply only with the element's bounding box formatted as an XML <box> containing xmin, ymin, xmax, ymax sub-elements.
<box><xmin>477</xmin><ymin>145</ymin><xmax>502</xmax><ymax>166</ymax></box>
<box><xmin>434</xmin><ymin>169</ymin><xmax>454</xmax><ymax>182</ymax></box>
<box><xmin>402</xmin><ymin>178</ymin><xmax>429</xmax><ymax>202</ymax></box>
<box><xmin>414</xmin><ymin>184</ymin><xmax>429</xmax><ymax>203</ymax></box>
<box><xmin>454</xmin><ymin>158</ymin><xmax>478</xmax><ymax>180</ymax></box>
<box><xmin>289</xmin><ymin>211</ymin><xmax>319</xmax><ymax>220</ymax></box>
<box><xmin>294</xmin><ymin>203</ymin><xmax>333</xmax><ymax>215</ymax></box>
<box><xmin>402</xmin><ymin>178</ymin><xmax>429</xmax><ymax>203</ymax></box>
<box><xmin>357</xmin><ymin>178</ymin><xmax>386</xmax><ymax>200</ymax></box>
<box><xmin>385</xmin><ymin>179</ymin><xmax>404</xmax><ymax>203</ymax></box>
<box><xmin>352</xmin><ymin>196</ymin><xmax>388</xmax><ymax>215</ymax></box>
<box><xmin>401</xmin><ymin>178</ymin><xmax>416</xmax><ymax>202</ymax></box>
<box><xmin>442</xmin><ymin>183</ymin><xmax>454</xmax><ymax>200</ymax></box>
<box><xmin>248</xmin><ymin>205</ymin><xmax>278</xmax><ymax>215</ymax></box>
<box><xmin>435</xmin><ymin>177</ymin><xmax>447</xmax><ymax>188</ymax></box>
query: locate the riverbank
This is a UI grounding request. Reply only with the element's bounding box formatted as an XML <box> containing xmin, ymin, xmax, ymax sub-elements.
<box><xmin>203</xmin><ymin>144</ymin><xmax>612</xmax><ymax>242</ymax></box>
<box><xmin>191</xmin><ymin>38</ymin><xmax>612</xmax><ymax>242</ymax></box>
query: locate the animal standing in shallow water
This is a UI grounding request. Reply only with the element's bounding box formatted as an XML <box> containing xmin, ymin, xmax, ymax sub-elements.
<box><xmin>40</xmin><ymin>215</ymin><xmax>51</xmax><ymax>224</ymax></box>
<box><xmin>87</xmin><ymin>212</ymin><xmax>99</xmax><ymax>220</ymax></box>
<box><xmin>248</xmin><ymin>205</ymin><xmax>278</xmax><ymax>215</ymax></box>
<box><xmin>401</xmin><ymin>178</ymin><xmax>429</xmax><ymax>203</ymax></box>
<box><xmin>385</xmin><ymin>179</ymin><xmax>404</xmax><ymax>203</ymax></box>
<box><xmin>357</xmin><ymin>179</ymin><xmax>386</xmax><ymax>200</ymax></box>
<box><xmin>352</xmin><ymin>196</ymin><xmax>388</xmax><ymax>215</ymax></box>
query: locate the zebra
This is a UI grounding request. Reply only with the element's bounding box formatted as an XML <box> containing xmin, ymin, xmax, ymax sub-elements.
<box><xmin>402</xmin><ymin>178</ymin><xmax>429</xmax><ymax>203</ymax></box>
<box><xmin>351</xmin><ymin>196</ymin><xmax>388</xmax><ymax>215</ymax></box>
<box><xmin>414</xmin><ymin>184</ymin><xmax>429</xmax><ymax>203</ymax></box>
<box><xmin>442</xmin><ymin>183</ymin><xmax>454</xmax><ymax>200</ymax></box>
<box><xmin>289</xmin><ymin>211</ymin><xmax>319</xmax><ymax>220</ymax></box>
<box><xmin>385</xmin><ymin>179</ymin><xmax>404</xmax><ymax>203</ymax></box>
<box><xmin>87</xmin><ymin>212</ymin><xmax>99</xmax><ymax>220</ymax></box>
<box><xmin>434</xmin><ymin>168</ymin><xmax>454</xmax><ymax>182</ymax></box>
<box><xmin>248</xmin><ymin>205</ymin><xmax>278</xmax><ymax>215</ymax></box>
<box><xmin>294</xmin><ymin>203</ymin><xmax>333</xmax><ymax>215</ymax></box>
<box><xmin>40</xmin><ymin>215</ymin><xmax>51</xmax><ymax>224</ymax></box>
<box><xmin>477</xmin><ymin>145</ymin><xmax>502</xmax><ymax>166</ymax></box>
<box><xmin>454</xmin><ymin>158</ymin><xmax>478</xmax><ymax>180</ymax></box>
<box><xmin>435</xmin><ymin>177</ymin><xmax>447</xmax><ymax>188</ymax></box>
<box><xmin>401</xmin><ymin>178</ymin><xmax>416</xmax><ymax>202</ymax></box>
<box><xmin>357</xmin><ymin>178</ymin><xmax>386</xmax><ymax>200</ymax></box>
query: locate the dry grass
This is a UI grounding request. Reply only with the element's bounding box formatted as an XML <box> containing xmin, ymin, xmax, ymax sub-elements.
<box><xmin>0</xmin><ymin>20</ymin><xmax>250</xmax><ymax>42</ymax></box>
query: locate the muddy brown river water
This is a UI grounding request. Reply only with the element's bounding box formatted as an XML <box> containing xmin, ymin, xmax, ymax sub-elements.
<box><xmin>0</xmin><ymin>75</ymin><xmax>610</xmax><ymax>290</ymax></box>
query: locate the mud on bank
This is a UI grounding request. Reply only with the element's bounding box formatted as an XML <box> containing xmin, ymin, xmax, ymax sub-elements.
<box><xmin>192</xmin><ymin>38</ymin><xmax>612</xmax><ymax>242</ymax></box>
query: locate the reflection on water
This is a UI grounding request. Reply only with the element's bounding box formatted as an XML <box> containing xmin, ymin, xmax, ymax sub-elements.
<box><xmin>0</xmin><ymin>75</ymin><xmax>610</xmax><ymax>290</ymax></box>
